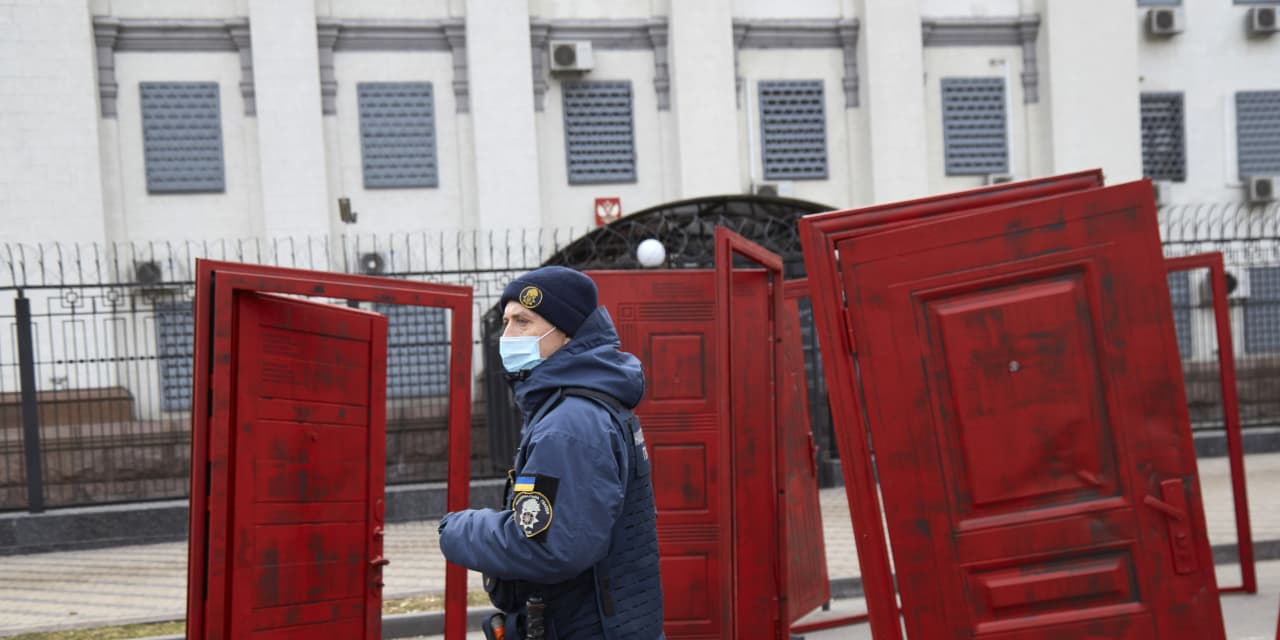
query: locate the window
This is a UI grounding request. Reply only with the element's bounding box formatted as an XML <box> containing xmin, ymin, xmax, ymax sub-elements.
<box><xmin>1236</xmin><ymin>91</ymin><xmax>1280</xmax><ymax>179</ymax></box>
<box><xmin>1245</xmin><ymin>267</ymin><xmax>1280</xmax><ymax>354</ymax></box>
<box><xmin>562</xmin><ymin>81</ymin><xmax>637</xmax><ymax>184</ymax></box>
<box><xmin>941</xmin><ymin>77</ymin><xmax>1009</xmax><ymax>175</ymax></box>
<box><xmin>1167</xmin><ymin>271</ymin><xmax>1193</xmax><ymax>358</ymax></box>
<box><xmin>357</xmin><ymin>82</ymin><xmax>439</xmax><ymax>189</ymax></box>
<box><xmin>155</xmin><ymin>302</ymin><xmax>195</xmax><ymax>411</ymax></box>
<box><xmin>1141</xmin><ymin>93</ymin><xmax>1186</xmax><ymax>182</ymax></box>
<box><xmin>375</xmin><ymin>304</ymin><xmax>449</xmax><ymax>398</ymax></box>
<box><xmin>140</xmin><ymin>82</ymin><xmax>225</xmax><ymax>193</ymax></box>
<box><xmin>758</xmin><ymin>80</ymin><xmax>828</xmax><ymax>180</ymax></box>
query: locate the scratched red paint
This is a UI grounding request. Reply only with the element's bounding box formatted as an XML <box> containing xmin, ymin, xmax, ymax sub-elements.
<box><xmin>588</xmin><ymin>229</ymin><xmax>828</xmax><ymax>639</ymax></box>
<box><xmin>187</xmin><ymin>261</ymin><xmax>474</xmax><ymax>640</ymax></box>
<box><xmin>800</xmin><ymin>173</ymin><xmax>1227</xmax><ymax>639</ymax></box>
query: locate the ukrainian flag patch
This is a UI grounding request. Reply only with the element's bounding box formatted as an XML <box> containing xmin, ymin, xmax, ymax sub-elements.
<box><xmin>513</xmin><ymin>476</ymin><xmax>536</xmax><ymax>492</ymax></box>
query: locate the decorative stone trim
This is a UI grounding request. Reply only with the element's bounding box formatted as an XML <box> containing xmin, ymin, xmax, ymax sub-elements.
<box><xmin>731</xmin><ymin>19</ymin><xmax>861</xmax><ymax>109</ymax></box>
<box><xmin>528</xmin><ymin>19</ymin><xmax>671</xmax><ymax>111</ymax></box>
<box><xmin>317</xmin><ymin>19</ymin><xmax>467</xmax><ymax>114</ymax></box>
<box><xmin>921</xmin><ymin>16</ymin><xmax>1042</xmax><ymax>103</ymax></box>
<box><xmin>91</xmin><ymin>17</ymin><xmax>254</xmax><ymax>117</ymax></box>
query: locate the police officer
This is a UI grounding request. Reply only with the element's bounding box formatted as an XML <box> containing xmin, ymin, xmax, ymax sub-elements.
<box><xmin>438</xmin><ymin>266</ymin><xmax>665</xmax><ymax>640</ymax></box>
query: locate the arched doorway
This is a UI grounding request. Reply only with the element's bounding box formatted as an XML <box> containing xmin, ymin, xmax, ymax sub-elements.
<box><xmin>481</xmin><ymin>194</ymin><xmax>844</xmax><ymax>487</ymax></box>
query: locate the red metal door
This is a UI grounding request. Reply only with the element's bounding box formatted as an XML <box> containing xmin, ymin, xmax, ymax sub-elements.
<box><xmin>187</xmin><ymin>261</ymin><xmax>474</xmax><ymax>640</ymax></box>
<box><xmin>828</xmin><ymin>181</ymin><xmax>1225</xmax><ymax>638</ymax></box>
<box><xmin>798</xmin><ymin>169</ymin><xmax>1107</xmax><ymax>639</ymax></box>
<box><xmin>225</xmin><ymin>293</ymin><xmax>387</xmax><ymax>638</ymax></box>
<box><xmin>591</xmin><ymin>271</ymin><xmax>732</xmax><ymax>639</ymax></box>
<box><xmin>780</xmin><ymin>280</ymin><xmax>830</xmax><ymax>623</ymax></box>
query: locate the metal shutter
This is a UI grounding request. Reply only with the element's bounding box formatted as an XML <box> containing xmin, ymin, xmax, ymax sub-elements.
<box><xmin>941</xmin><ymin>77</ymin><xmax>1009</xmax><ymax>175</ymax></box>
<box><xmin>1237</xmin><ymin>91</ymin><xmax>1280</xmax><ymax>179</ymax></box>
<box><xmin>155</xmin><ymin>302</ymin><xmax>194</xmax><ymax>411</ymax></box>
<box><xmin>562</xmin><ymin>81</ymin><xmax>636</xmax><ymax>184</ymax></box>
<box><xmin>374</xmin><ymin>304</ymin><xmax>449</xmax><ymax>398</ymax></box>
<box><xmin>759</xmin><ymin>80</ymin><xmax>828</xmax><ymax>180</ymax></box>
<box><xmin>1166</xmin><ymin>271</ymin><xmax>1193</xmax><ymax>358</ymax></box>
<box><xmin>1246</xmin><ymin>267</ymin><xmax>1280</xmax><ymax>354</ymax></box>
<box><xmin>140</xmin><ymin>82</ymin><xmax>225</xmax><ymax>193</ymax></box>
<box><xmin>358</xmin><ymin>82</ymin><xmax>439</xmax><ymax>189</ymax></box>
<box><xmin>1141</xmin><ymin>93</ymin><xmax>1187</xmax><ymax>181</ymax></box>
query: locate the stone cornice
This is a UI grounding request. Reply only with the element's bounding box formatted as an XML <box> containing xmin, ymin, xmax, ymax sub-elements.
<box><xmin>731</xmin><ymin>18</ymin><xmax>861</xmax><ymax>108</ymax></box>
<box><xmin>91</xmin><ymin>17</ymin><xmax>253</xmax><ymax>117</ymax></box>
<box><xmin>921</xmin><ymin>15</ymin><xmax>1042</xmax><ymax>103</ymax></box>
<box><xmin>316</xmin><ymin>18</ymin><xmax>467</xmax><ymax>114</ymax></box>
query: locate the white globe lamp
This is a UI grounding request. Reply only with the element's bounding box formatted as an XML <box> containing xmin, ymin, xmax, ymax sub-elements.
<box><xmin>636</xmin><ymin>238</ymin><xmax>666</xmax><ymax>268</ymax></box>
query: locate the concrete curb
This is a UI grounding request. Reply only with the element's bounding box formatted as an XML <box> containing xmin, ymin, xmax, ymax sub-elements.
<box><xmin>4</xmin><ymin>430</ymin><xmax>1276</xmax><ymax>556</ymax></box>
<box><xmin>0</xmin><ymin>479</ymin><xmax>506</xmax><ymax>556</ymax></box>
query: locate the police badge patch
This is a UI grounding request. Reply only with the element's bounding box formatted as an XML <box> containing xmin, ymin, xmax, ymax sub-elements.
<box><xmin>512</xmin><ymin>491</ymin><xmax>553</xmax><ymax>538</ymax></box>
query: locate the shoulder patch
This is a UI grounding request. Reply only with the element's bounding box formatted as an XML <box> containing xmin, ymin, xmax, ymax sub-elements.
<box><xmin>512</xmin><ymin>491</ymin><xmax>553</xmax><ymax>538</ymax></box>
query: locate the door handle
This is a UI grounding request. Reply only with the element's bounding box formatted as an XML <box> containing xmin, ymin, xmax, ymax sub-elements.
<box><xmin>369</xmin><ymin>556</ymin><xmax>390</xmax><ymax>568</ymax></box>
<box><xmin>1142</xmin><ymin>494</ymin><xmax>1185</xmax><ymax>520</ymax></box>
<box><xmin>1145</xmin><ymin>478</ymin><xmax>1196</xmax><ymax>575</ymax></box>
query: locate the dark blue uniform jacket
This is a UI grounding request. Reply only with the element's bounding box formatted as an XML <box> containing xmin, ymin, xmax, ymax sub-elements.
<box><xmin>438</xmin><ymin>306</ymin><xmax>649</xmax><ymax>637</ymax></box>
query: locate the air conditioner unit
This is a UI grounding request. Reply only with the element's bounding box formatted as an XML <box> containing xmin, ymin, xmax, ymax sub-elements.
<box><xmin>1199</xmin><ymin>269</ymin><xmax>1247</xmax><ymax>302</ymax></box>
<box><xmin>549</xmin><ymin>41</ymin><xmax>593</xmax><ymax>73</ymax></box>
<box><xmin>1229</xmin><ymin>269</ymin><xmax>1248</xmax><ymax>299</ymax></box>
<box><xmin>1247</xmin><ymin>176</ymin><xmax>1277</xmax><ymax>204</ymax></box>
<box><xmin>134</xmin><ymin>260</ymin><xmax>163</xmax><ymax>285</ymax></box>
<box><xmin>1146</xmin><ymin>7</ymin><xmax>1184</xmax><ymax>36</ymax></box>
<box><xmin>1248</xmin><ymin>6</ymin><xmax>1278</xmax><ymax>35</ymax></box>
<box><xmin>752</xmin><ymin>181</ymin><xmax>794</xmax><ymax>198</ymax></box>
<box><xmin>1151</xmin><ymin>180</ymin><xmax>1173</xmax><ymax>206</ymax></box>
<box><xmin>359</xmin><ymin>251</ymin><xmax>387</xmax><ymax>275</ymax></box>
<box><xmin>985</xmin><ymin>173</ymin><xmax>1015</xmax><ymax>185</ymax></box>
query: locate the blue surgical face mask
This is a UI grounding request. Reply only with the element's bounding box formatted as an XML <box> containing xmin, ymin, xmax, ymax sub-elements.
<box><xmin>500</xmin><ymin>327</ymin><xmax>556</xmax><ymax>373</ymax></box>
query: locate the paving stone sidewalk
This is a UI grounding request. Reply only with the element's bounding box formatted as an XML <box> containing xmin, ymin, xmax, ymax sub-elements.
<box><xmin>1</xmin><ymin>452</ymin><xmax>1276</xmax><ymax>637</ymax></box>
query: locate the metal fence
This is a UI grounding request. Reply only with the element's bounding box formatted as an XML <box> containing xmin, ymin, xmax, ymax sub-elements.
<box><xmin>3</xmin><ymin>203</ymin><xmax>1280</xmax><ymax>512</ymax></box>
<box><xmin>0</xmin><ymin>232</ymin><xmax>583</xmax><ymax>512</ymax></box>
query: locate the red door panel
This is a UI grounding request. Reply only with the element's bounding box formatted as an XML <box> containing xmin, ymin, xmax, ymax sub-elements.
<box><xmin>592</xmin><ymin>272</ymin><xmax>731</xmax><ymax>639</ymax></box>
<box><xmin>227</xmin><ymin>293</ymin><xmax>388</xmax><ymax>639</ymax></box>
<box><xmin>727</xmin><ymin>271</ymin><xmax>777</xmax><ymax>635</ymax></box>
<box><xmin>796</xmin><ymin>171</ymin><xmax>1107</xmax><ymax>639</ymax></box>
<box><xmin>832</xmin><ymin>182</ymin><xmax>1224</xmax><ymax>638</ymax></box>
<box><xmin>779</xmin><ymin>290</ymin><xmax>830</xmax><ymax>622</ymax></box>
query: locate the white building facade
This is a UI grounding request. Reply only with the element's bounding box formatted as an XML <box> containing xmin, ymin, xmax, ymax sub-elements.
<box><xmin>4</xmin><ymin>0</ymin><xmax>1276</xmax><ymax>254</ymax></box>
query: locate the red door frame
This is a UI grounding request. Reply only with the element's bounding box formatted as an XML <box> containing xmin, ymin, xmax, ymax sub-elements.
<box><xmin>714</xmin><ymin>227</ymin><xmax>787</xmax><ymax>637</ymax></box>
<box><xmin>1164</xmin><ymin>252</ymin><xmax>1255</xmax><ymax>594</ymax></box>
<box><xmin>796</xmin><ymin>170</ymin><xmax>1105</xmax><ymax>638</ymax></box>
<box><xmin>185</xmin><ymin>260</ymin><xmax>474</xmax><ymax>640</ymax></box>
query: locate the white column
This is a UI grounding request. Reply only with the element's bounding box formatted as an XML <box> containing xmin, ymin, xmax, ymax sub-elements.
<box><xmin>858</xmin><ymin>0</ymin><xmax>929</xmax><ymax>204</ymax></box>
<box><xmin>1042</xmin><ymin>0</ymin><xmax>1142</xmax><ymax>182</ymax></box>
<box><xmin>465</xmin><ymin>0</ymin><xmax>541</xmax><ymax>232</ymax></box>
<box><xmin>668</xmin><ymin>0</ymin><xmax>741</xmax><ymax>198</ymax></box>
<box><xmin>248</xmin><ymin>0</ymin><xmax>331</xmax><ymax>241</ymax></box>
<box><xmin>0</xmin><ymin>0</ymin><xmax>108</xmax><ymax>245</ymax></box>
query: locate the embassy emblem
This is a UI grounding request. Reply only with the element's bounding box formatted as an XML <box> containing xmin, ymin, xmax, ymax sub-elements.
<box><xmin>519</xmin><ymin>286</ymin><xmax>543</xmax><ymax>309</ymax></box>
<box><xmin>513</xmin><ymin>491</ymin><xmax>553</xmax><ymax>538</ymax></box>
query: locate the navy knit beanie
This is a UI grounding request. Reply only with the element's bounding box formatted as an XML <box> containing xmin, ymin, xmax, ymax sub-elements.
<box><xmin>500</xmin><ymin>266</ymin><xmax>599</xmax><ymax>337</ymax></box>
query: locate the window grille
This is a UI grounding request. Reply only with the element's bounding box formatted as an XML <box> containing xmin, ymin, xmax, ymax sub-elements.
<box><xmin>140</xmin><ymin>82</ymin><xmax>225</xmax><ymax>193</ymax></box>
<box><xmin>941</xmin><ymin>77</ymin><xmax>1009</xmax><ymax>175</ymax></box>
<box><xmin>562</xmin><ymin>81</ymin><xmax>637</xmax><ymax>184</ymax></box>
<box><xmin>358</xmin><ymin>82</ymin><xmax>439</xmax><ymax>189</ymax></box>
<box><xmin>1141</xmin><ymin>93</ymin><xmax>1186</xmax><ymax>181</ymax></box>
<box><xmin>759</xmin><ymin>80</ymin><xmax>828</xmax><ymax>180</ymax></box>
